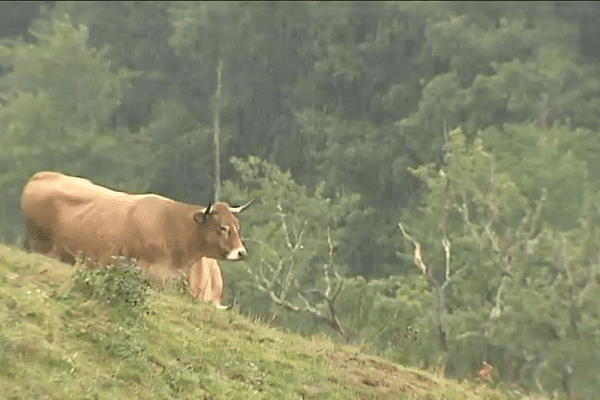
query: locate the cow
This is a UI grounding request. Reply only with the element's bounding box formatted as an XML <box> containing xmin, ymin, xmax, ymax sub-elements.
<box><xmin>188</xmin><ymin>257</ymin><xmax>228</xmax><ymax>309</ymax></box>
<box><xmin>20</xmin><ymin>171</ymin><xmax>251</xmax><ymax>296</ymax></box>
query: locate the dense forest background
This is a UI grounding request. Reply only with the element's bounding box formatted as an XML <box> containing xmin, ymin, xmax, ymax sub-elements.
<box><xmin>1</xmin><ymin>2</ymin><xmax>600</xmax><ymax>398</ymax></box>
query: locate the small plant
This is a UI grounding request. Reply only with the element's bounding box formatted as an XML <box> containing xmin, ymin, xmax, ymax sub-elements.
<box><xmin>69</xmin><ymin>256</ymin><xmax>151</xmax><ymax>360</ymax></box>
<box><xmin>71</xmin><ymin>256</ymin><xmax>151</xmax><ymax>314</ymax></box>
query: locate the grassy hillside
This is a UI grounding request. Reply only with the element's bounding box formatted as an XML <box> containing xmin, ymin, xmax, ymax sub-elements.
<box><xmin>0</xmin><ymin>244</ymin><xmax>542</xmax><ymax>399</ymax></box>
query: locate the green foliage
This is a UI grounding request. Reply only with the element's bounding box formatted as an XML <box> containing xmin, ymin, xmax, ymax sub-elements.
<box><xmin>71</xmin><ymin>257</ymin><xmax>150</xmax><ymax>313</ymax></box>
<box><xmin>30</xmin><ymin>1</ymin><xmax>176</xmax><ymax>131</ymax></box>
<box><xmin>396</xmin><ymin>2</ymin><xmax>600</xmax><ymax>166</ymax></box>
<box><xmin>0</xmin><ymin>15</ymin><xmax>126</xmax><ymax>127</ymax></box>
<box><xmin>69</xmin><ymin>257</ymin><xmax>151</xmax><ymax>360</ymax></box>
<box><xmin>404</xmin><ymin>127</ymin><xmax>600</xmax><ymax>397</ymax></box>
<box><xmin>222</xmin><ymin>156</ymin><xmax>360</xmax><ymax>327</ymax></box>
<box><xmin>336</xmin><ymin>274</ymin><xmax>433</xmax><ymax>366</ymax></box>
<box><xmin>168</xmin><ymin>2</ymin><xmax>302</xmax><ymax>159</ymax></box>
<box><xmin>140</xmin><ymin>98</ymin><xmax>216</xmax><ymax>202</ymax></box>
<box><xmin>294</xmin><ymin>109</ymin><xmax>409</xmax><ymax>276</ymax></box>
<box><xmin>481</xmin><ymin>123</ymin><xmax>589</xmax><ymax>229</ymax></box>
<box><xmin>0</xmin><ymin>14</ymin><xmax>154</xmax><ymax>239</ymax></box>
<box><xmin>295</xmin><ymin>110</ymin><xmax>399</xmax><ymax>201</ymax></box>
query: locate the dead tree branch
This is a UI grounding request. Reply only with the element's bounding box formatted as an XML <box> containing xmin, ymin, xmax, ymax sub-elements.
<box><xmin>247</xmin><ymin>206</ymin><xmax>347</xmax><ymax>340</ymax></box>
<box><xmin>398</xmin><ymin>174</ymin><xmax>468</xmax><ymax>351</ymax></box>
<box><xmin>399</xmin><ymin>221</ymin><xmax>454</xmax><ymax>351</ymax></box>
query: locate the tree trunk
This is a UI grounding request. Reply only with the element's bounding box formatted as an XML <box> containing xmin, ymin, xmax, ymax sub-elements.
<box><xmin>213</xmin><ymin>57</ymin><xmax>223</xmax><ymax>203</ymax></box>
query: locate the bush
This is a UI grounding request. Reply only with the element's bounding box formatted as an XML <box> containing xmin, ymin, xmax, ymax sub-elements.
<box><xmin>69</xmin><ymin>257</ymin><xmax>152</xmax><ymax>360</ymax></box>
<box><xmin>71</xmin><ymin>256</ymin><xmax>151</xmax><ymax>314</ymax></box>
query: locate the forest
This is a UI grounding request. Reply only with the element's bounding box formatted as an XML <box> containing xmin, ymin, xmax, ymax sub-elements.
<box><xmin>0</xmin><ymin>2</ymin><xmax>599</xmax><ymax>398</ymax></box>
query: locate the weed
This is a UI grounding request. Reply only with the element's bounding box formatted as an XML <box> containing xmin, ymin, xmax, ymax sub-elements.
<box><xmin>71</xmin><ymin>256</ymin><xmax>150</xmax><ymax>316</ymax></box>
<box><xmin>67</xmin><ymin>257</ymin><xmax>151</xmax><ymax>360</ymax></box>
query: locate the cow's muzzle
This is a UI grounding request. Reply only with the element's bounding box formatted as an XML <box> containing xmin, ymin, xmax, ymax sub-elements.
<box><xmin>226</xmin><ymin>247</ymin><xmax>247</xmax><ymax>261</ymax></box>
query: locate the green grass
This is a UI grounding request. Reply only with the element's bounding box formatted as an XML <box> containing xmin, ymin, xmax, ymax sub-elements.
<box><xmin>0</xmin><ymin>243</ymin><xmax>543</xmax><ymax>399</ymax></box>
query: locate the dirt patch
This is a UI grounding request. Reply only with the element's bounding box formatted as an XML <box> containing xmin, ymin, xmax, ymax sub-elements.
<box><xmin>302</xmin><ymin>340</ymin><xmax>496</xmax><ymax>399</ymax></box>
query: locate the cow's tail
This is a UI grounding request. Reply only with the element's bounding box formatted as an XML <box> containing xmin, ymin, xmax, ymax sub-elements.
<box><xmin>22</xmin><ymin>230</ymin><xmax>30</xmax><ymax>251</ymax></box>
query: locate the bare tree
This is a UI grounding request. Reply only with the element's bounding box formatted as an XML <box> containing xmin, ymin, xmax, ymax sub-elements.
<box><xmin>398</xmin><ymin>173</ymin><xmax>465</xmax><ymax>352</ymax></box>
<box><xmin>398</xmin><ymin>224</ymin><xmax>463</xmax><ymax>351</ymax></box>
<box><xmin>246</xmin><ymin>205</ymin><xmax>348</xmax><ymax>341</ymax></box>
<box><xmin>213</xmin><ymin>57</ymin><xmax>223</xmax><ymax>203</ymax></box>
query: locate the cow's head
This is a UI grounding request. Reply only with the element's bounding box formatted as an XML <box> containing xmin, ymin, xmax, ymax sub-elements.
<box><xmin>193</xmin><ymin>199</ymin><xmax>253</xmax><ymax>261</ymax></box>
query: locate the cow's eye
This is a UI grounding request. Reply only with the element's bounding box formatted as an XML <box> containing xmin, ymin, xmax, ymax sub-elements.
<box><xmin>219</xmin><ymin>226</ymin><xmax>228</xmax><ymax>234</ymax></box>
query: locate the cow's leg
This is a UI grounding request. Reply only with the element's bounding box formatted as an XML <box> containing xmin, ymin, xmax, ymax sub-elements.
<box><xmin>24</xmin><ymin>224</ymin><xmax>52</xmax><ymax>254</ymax></box>
<box><xmin>23</xmin><ymin>228</ymin><xmax>31</xmax><ymax>251</ymax></box>
<box><xmin>47</xmin><ymin>243</ymin><xmax>72</xmax><ymax>263</ymax></box>
<box><xmin>188</xmin><ymin>259</ymin><xmax>211</xmax><ymax>301</ymax></box>
<box><xmin>209</xmin><ymin>261</ymin><xmax>227</xmax><ymax>309</ymax></box>
<box><xmin>27</xmin><ymin>226</ymin><xmax>74</xmax><ymax>266</ymax></box>
<box><xmin>137</xmin><ymin>259</ymin><xmax>166</xmax><ymax>289</ymax></box>
<box><xmin>46</xmin><ymin>245</ymin><xmax>60</xmax><ymax>261</ymax></box>
<box><xmin>188</xmin><ymin>261</ymin><xmax>200</xmax><ymax>299</ymax></box>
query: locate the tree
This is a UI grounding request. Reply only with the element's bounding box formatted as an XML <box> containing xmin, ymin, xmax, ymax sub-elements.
<box><xmin>221</xmin><ymin>156</ymin><xmax>360</xmax><ymax>335</ymax></box>
<box><xmin>0</xmin><ymin>15</ymin><xmax>153</xmax><ymax>239</ymax></box>
<box><xmin>400</xmin><ymin>127</ymin><xmax>600</xmax><ymax>397</ymax></box>
<box><xmin>30</xmin><ymin>1</ymin><xmax>178</xmax><ymax>131</ymax></box>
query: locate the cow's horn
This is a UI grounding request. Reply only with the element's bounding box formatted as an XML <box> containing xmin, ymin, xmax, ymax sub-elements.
<box><xmin>229</xmin><ymin>199</ymin><xmax>254</xmax><ymax>214</ymax></box>
<box><xmin>203</xmin><ymin>201</ymin><xmax>213</xmax><ymax>216</ymax></box>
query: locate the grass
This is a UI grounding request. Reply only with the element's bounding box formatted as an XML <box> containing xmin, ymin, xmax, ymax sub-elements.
<box><xmin>0</xmin><ymin>243</ymin><xmax>543</xmax><ymax>399</ymax></box>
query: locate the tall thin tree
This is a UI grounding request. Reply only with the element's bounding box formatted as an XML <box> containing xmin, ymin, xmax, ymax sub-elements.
<box><xmin>213</xmin><ymin>57</ymin><xmax>223</xmax><ymax>203</ymax></box>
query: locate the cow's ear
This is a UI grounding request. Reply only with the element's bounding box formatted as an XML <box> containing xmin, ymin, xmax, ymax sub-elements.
<box><xmin>193</xmin><ymin>211</ymin><xmax>205</xmax><ymax>224</ymax></box>
<box><xmin>194</xmin><ymin>202</ymin><xmax>212</xmax><ymax>224</ymax></box>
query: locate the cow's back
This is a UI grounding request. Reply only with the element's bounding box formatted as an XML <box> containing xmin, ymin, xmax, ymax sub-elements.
<box><xmin>21</xmin><ymin>171</ymin><xmax>137</xmax><ymax>262</ymax></box>
<box><xmin>21</xmin><ymin>171</ymin><xmax>78</xmax><ymax>256</ymax></box>
<box><xmin>21</xmin><ymin>172</ymin><xmax>63</xmax><ymax>238</ymax></box>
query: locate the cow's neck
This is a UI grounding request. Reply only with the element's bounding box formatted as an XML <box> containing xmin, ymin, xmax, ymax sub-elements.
<box><xmin>181</xmin><ymin>217</ymin><xmax>213</xmax><ymax>269</ymax></box>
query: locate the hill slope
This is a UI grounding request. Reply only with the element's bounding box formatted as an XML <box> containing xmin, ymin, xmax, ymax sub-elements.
<box><xmin>0</xmin><ymin>244</ymin><xmax>537</xmax><ymax>399</ymax></box>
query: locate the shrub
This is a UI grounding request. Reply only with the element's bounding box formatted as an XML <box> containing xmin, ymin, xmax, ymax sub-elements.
<box><xmin>71</xmin><ymin>256</ymin><xmax>151</xmax><ymax>314</ymax></box>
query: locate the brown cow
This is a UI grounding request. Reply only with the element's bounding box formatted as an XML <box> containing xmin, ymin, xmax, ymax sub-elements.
<box><xmin>20</xmin><ymin>171</ymin><xmax>251</xmax><ymax>294</ymax></box>
<box><xmin>188</xmin><ymin>257</ymin><xmax>228</xmax><ymax>309</ymax></box>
